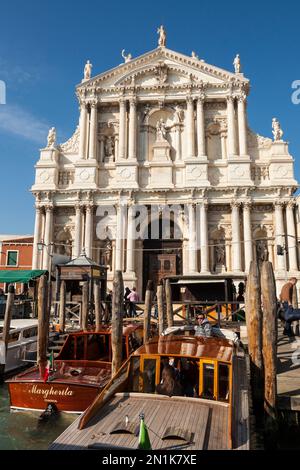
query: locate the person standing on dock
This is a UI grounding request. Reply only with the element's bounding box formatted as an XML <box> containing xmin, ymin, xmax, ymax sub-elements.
<box><xmin>126</xmin><ymin>287</ymin><xmax>140</xmax><ymax>317</ymax></box>
<box><xmin>280</xmin><ymin>278</ymin><xmax>300</xmax><ymax>337</ymax></box>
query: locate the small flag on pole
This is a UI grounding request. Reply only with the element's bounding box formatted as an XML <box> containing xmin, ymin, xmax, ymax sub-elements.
<box><xmin>43</xmin><ymin>360</ymin><xmax>50</xmax><ymax>383</ymax></box>
<box><xmin>138</xmin><ymin>413</ymin><xmax>151</xmax><ymax>450</ymax></box>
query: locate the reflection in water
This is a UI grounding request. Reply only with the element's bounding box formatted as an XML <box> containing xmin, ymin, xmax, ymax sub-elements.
<box><xmin>0</xmin><ymin>384</ymin><xmax>77</xmax><ymax>450</ymax></box>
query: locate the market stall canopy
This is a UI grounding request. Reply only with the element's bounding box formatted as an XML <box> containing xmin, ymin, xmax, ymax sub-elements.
<box><xmin>0</xmin><ymin>270</ymin><xmax>47</xmax><ymax>284</ymax></box>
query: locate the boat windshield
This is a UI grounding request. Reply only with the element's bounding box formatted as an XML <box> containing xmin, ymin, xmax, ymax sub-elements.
<box><xmin>127</xmin><ymin>355</ymin><xmax>231</xmax><ymax>403</ymax></box>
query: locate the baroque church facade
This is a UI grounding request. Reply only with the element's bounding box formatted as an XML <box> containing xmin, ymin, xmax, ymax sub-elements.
<box><xmin>31</xmin><ymin>28</ymin><xmax>300</xmax><ymax>297</ymax></box>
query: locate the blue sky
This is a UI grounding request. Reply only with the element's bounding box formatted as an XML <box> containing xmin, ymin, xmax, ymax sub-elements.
<box><xmin>0</xmin><ymin>0</ymin><xmax>299</xmax><ymax>234</ymax></box>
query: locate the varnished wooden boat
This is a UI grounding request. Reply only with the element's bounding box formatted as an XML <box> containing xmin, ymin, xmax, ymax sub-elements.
<box><xmin>6</xmin><ymin>323</ymin><xmax>144</xmax><ymax>413</ymax></box>
<box><xmin>49</xmin><ymin>328</ymin><xmax>250</xmax><ymax>449</ymax></box>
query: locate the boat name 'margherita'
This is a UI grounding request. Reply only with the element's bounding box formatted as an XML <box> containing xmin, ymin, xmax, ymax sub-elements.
<box><xmin>29</xmin><ymin>385</ymin><xmax>74</xmax><ymax>398</ymax></box>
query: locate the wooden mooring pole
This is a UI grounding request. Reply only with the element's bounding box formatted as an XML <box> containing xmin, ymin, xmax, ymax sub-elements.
<box><xmin>111</xmin><ymin>270</ymin><xmax>124</xmax><ymax>376</ymax></box>
<box><xmin>261</xmin><ymin>261</ymin><xmax>278</xmax><ymax>435</ymax></box>
<box><xmin>245</xmin><ymin>260</ymin><xmax>263</xmax><ymax>407</ymax></box>
<box><xmin>81</xmin><ymin>281</ymin><xmax>89</xmax><ymax>331</ymax></box>
<box><xmin>157</xmin><ymin>281</ymin><xmax>165</xmax><ymax>336</ymax></box>
<box><xmin>144</xmin><ymin>280</ymin><xmax>153</xmax><ymax>344</ymax></box>
<box><xmin>94</xmin><ymin>281</ymin><xmax>102</xmax><ymax>332</ymax></box>
<box><xmin>37</xmin><ymin>275</ymin><xmax>49</xmax><ymax>380</ymax></box>
<box><xmin>0</xmin><ymin>285</ymin><xmax>15</xmax><ymax>380</ymax></box>
<box><xmin>59</xmin><ymin>280</ymin><xmax>66</xmax><ymax>333</ymax></box>
<box><xmin>165</xmin><ymin>278</ymin><xmax>174</xmax><ymax>328</ymax></box>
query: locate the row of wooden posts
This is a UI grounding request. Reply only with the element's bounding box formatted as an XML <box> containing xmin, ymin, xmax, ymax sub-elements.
<box><xmin>245</xmin><ymin>259</ymin><xmax>279</xmax><ymax>428</ymax></box>
<box><xmin>42</xmin><ymin>272</ymin><xmax>175</xmax><ymax>378</ymax></box>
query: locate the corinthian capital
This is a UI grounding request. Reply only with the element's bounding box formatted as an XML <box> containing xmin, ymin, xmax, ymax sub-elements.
<box><xmin>231</xmin><ymin>200</ymin><xmax>242</xmax><ymax>210</ymax></box>
<box><xmin>226</xmin><ymin>94</ymin><xmax>235</xmax><ymax>104</ymax></box>
<box><xmin>186</xmin><ymin>95</ymin><xmax>194</xmax><ymax>106</ymax></box>
<box><xmin>274</xmin><ymin>199</ymin><xmax>285</xmax><ymax>209</ymax></box>
<box><xmin>237</xmin><ymin>92</ymin><xmax>247</xmax><ymax>103</ymax></box>
<box><xmin>287</xmin><ymin>199</ymin><xmax>296</xmax><ymax>210</ymax></box>
<box><xmin>243</xmin><ymin>200</ymin><xmax>252</xmax><ymax>210</ymax></box>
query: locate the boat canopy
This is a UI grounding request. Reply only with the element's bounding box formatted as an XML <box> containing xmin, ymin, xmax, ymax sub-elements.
<box><xmin>0</xmin><ymin>269</ymin><xmax>47</xmax><ymax>283</ymax></box>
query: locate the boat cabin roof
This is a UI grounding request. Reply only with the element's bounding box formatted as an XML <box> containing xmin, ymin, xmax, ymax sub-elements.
<box><xmin>133</xmin><ymin>334</ymin><xmax>233</xmax><ymax>362</ymax></box>
<box><xmin>67</xmin><ymin>323</ymin><xmax>143</xmax><ymax>337</ymax></box>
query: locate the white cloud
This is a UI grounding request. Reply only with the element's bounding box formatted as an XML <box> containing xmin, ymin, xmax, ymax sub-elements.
<box><xmin>0</xmin><ymin>104</ymin><xmax>49</xmax><ymax>144</ymax></box>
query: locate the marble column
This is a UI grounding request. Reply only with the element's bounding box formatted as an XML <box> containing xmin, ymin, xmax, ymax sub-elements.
<box><xmin>175</xmin><ymin>125</ymin><xmax>182</xmax><ymax>161</ymax></box>
<box><xmin>118</xmin><ymin>98</ymin><xmax>127</xmax><ymax>159</ymax></box>
<box><xmin>79</xmin><ymin>102</ymin><xmax>88</xmax><ymax>159</ymax></box>
<box><xmin>196</xmin><ymin>94</ymin><xmax>206</xmax><ymax>157</ymax></box>
<box><xmin>126</xmin><ymin>203</ymin><xmax>135</xmax><ymax>273</ymax></box>
<box><xmin>243</xmin><ymin>201</ymin><xmax>253</xmax><ymax>272</ymax></box>
<box><xmin>200</xmin><ymin>201</ymin><xmax>210</xmax><ymax>273</ymax></box>
<box><xmin>274</xmin><ymin>201</ymin><xmax>286</xmax><ymax>271</ymax></box>
<box><xmin>88</xmin><ymin>102</ymin><xmax>98</xmax><ymax>160</ymax></box>
<box><xmin>74</xmin><ymin>203</ymin><xmax>83</xmax><ymax>258</ymax></box>
<box><xmin>99</xmin><ymin>135</ymin><xmax>105</xmax><ymax>163</ymax></box>
<box><xmin>42</xmin><ymin>204</ymin><xmax>53</xmax><ymax>270</ymax></box>
<box><xmin>128</xmin><ymin>98</ymin><xmax>137</xmax><ymax>160</ymax></box>
<box><xmin>237</xmin><ymin>93</ymin><xmax>248</xmax><ymax>156</ymax></box>
<box><xmin>231</xmin><ymin>201</ymin><xmax>242</xmax><ymax>272</ymax></box>
<box><xmin>227</xmin><ymin>96</ymin><xmax>237</xmax><ymax>157</ymax></box>
<box><xmin>286</xmin><ymin>200</ymin><xmax>298</xmax><ymax>271</ymax></box>
<box><xmin>85</xmin><ymin>204</ymin><xmax>94</xmax><ymax>259</ymax></box>
<box><xmin>188</xmin><ymin>203</ymin><xmax>197</xmax><ymax>273</ymax></box>
<box><xmin>186</xmin><ymin>96</ymin><xmax>195</xmax><ymax>158</ymax></box>
<box><xmin>32</xmin><ymin>206</ymin><xmax>43</xmax><ymax>269</ymax></box>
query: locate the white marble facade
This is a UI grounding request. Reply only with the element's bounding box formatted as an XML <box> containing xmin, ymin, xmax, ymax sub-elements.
<box><xmin>31</xmin><ymin>32</ymin><xmax>300</xmax><ymax>297</ymax></box>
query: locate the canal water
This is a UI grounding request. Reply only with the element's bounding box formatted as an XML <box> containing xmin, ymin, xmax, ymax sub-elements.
<box><xmin>0</xmin><ymin>383</ymin><xmax>76</xmax><ymax>450</ymax></box>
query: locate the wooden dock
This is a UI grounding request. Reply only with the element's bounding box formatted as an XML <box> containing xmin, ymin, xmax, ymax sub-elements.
<box><xmin>277</xmin><ymin>328</ymin><xmax>300</xmax><ymax>411</ymax></box>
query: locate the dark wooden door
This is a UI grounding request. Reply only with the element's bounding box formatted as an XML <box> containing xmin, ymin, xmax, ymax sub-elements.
<box><xmin>149</xmin><ymin>254</ymin><xmax>177</xmax><ymax>287</ymax></box>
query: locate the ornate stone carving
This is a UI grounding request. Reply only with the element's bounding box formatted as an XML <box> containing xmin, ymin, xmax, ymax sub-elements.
<box><xmin>155</xmin><ymin>62</ymin><xmax>168</xmax><ymax>84</ymax></box>
<box><xmin>155</xmin><ymin>118</ymin><xmax>168</xmax><ymax>142</ymax></box>
<box><xmin>59</xmin><ymin>126</ymin><xmax>80</xmax><ymax>153</ymax></box>
<box><xmin>104</xmin><ymin>135</ymin><xmax>115</xmax><ymax>159</ymax></box>
<box><xmin>58</xmin><ymin>171</ymin><xmax>75</xmax><ymax>187</ymax></box>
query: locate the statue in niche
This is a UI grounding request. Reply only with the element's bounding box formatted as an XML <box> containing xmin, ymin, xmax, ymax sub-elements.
<box><xmin>46</xmin><ymin>127</ymin><xmax>56</xmax><ymax>148</ymax></box>
<box><xmin>101</xmin><ymin>238</ymin><xmax>112</xmax><ymax>269</ymax></box>
<box><xmin>272</xmin><ymin>118</ymin><xmax>284</xmax><ymax>141</ymax></box>
<box><xmin>157</xmin><ymin>25</ymin><xmax>166</xmax><ymax>47</ymax></box>
<box><xmin>215</xmin><ymin>244</ymin><xmax>225</xmax><ymax>265</ymax></box>
<box><xmin>104</xmin><ymin>135</ymin><xmax>115</xmax><ymax>158</ymax></box>
<box><xmin>156</xmin><ymin>118</ymin><xmax>167</xmax><ymax>141</ymax></box>
<box><xmin>121</xmin><ymin>49</ymin><xmax>132</xmax><ymax>63</ymax></box>
<box><xmin>233</xmin><ymin>54</ymin><xmax>241</xmax><ymax>73</ymax></box>
<box><xmin>142</xmin><ymin>104</ymin><xmax>151</xmax><ymax>122</ymax></box>
<box><xmin>256</xmin><ymin>240</ymin><xmax>269</xmax><ymax>263</ymax></box>
<box><xmin>84</xmin><ymin>60</ymin><xmax>92</xmax><ymax>80</ymax></box>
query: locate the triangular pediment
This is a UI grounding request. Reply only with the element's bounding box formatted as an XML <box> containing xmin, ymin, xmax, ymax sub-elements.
<box><xmin>77</xmin><ymin>47</ymin><xmax>249</xmax><ymax>92</ymax></box>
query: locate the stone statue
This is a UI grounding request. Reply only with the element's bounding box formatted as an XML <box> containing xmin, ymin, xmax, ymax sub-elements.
<box><xmin>46</xmin><ymin>127</ymin><xmax>56</xmax><ymax>148</ymax></box>
<box><xmin>175</xmin><ymin>104</ymin><xmax>184</xmax><ymax>122</ymax></box>
<box><xmin>157</xmin><ymin>25</ymin><xmax>166</xmax><ymax>47</ymax></box>
<box><xmin>233</xmin><ymin>54</ymin><xmax>241</xmax><ymax>73</ymax></box>
<box><xmin>84</xmin><ymin>60</ymin><xmax>92</xmax><ymax>80</ymax></box>
<box><xmin>272</xmin><ymin>117</ymin><xmax>284</xmax><ymax>141</ymax></box>
<box><xmin>191</xmin><ymin>51</ymin><xmax>199</xmax><ymax>60</ymax></box>
<box><xmin>156</xmin><ymin>118</ymin><xmax>167</xmax><ymax>141</ymax></box>
<box><xmin>215</xmin><ymin>245</ymin><xmax>225</xmax><ymax>265</ymax></box>
<box><xmin>121</xmin><ymin>49</ymin><xmax>132</xmax><ymax>63</ymax></box>
<box><xmin>105</xmin><ymin>135</ymin><xmax>115</xmax><ymax>157</ymax></box>
<box><xmin>256</xmin><ymin>240</ymin><xmax>269</xmax><ymax>262</ymax></box>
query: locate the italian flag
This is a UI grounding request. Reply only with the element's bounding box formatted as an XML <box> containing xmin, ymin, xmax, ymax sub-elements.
<box><xmin>42</xmin><ymin>351</ymin><xmax>54</xmax><ymax>383</ymax></box>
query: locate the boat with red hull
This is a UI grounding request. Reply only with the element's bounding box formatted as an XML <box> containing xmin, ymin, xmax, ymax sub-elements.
<box><xmin>6</xmin><ymin>323</ymin><xmax>144</xmax><ymax>413</ymax></box>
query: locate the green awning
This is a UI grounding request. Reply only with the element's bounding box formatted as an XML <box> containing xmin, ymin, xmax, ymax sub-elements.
<box><xmin>0</xmin><ymin>270</ymin><xmax>47</xmax><ymax>283</ymax></box>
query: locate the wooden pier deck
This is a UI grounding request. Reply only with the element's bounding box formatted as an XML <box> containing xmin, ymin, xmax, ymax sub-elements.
<box><xmin>277</xmin><ymin>328</ymin><xmax>300</xmax><ymax>411</ymax></box>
